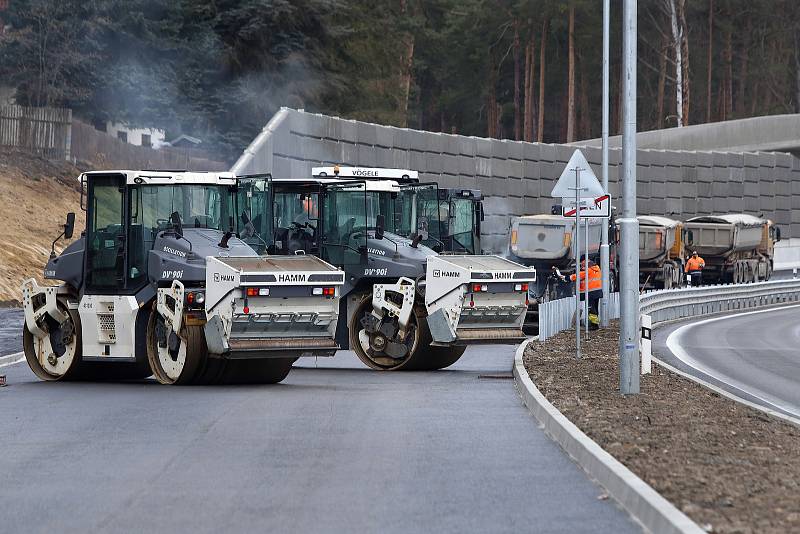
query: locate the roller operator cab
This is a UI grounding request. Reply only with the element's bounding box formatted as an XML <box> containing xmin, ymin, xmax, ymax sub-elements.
<box><xmin>266</xmin><ymin>172</ymin><xmax>535</xmax><ymax>371</ymax></box>
<box><xmin>21</xmin><ymin>170</ymin><xmax>343</xmax><ymax>385</ymax></box>
<box><xmin>311</xmin><ymin>166</ymin><xmax>484</xmax><ymax>255</ymax></box>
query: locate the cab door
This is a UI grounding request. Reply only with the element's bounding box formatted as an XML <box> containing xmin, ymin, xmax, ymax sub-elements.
<box><xmin>85</xmin><ymin>173</ymin><xmax>127</xmax><ymax>293</ymax></box>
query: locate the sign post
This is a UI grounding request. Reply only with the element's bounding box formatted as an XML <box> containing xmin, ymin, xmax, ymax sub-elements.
<box><xmin>552</xmin><ymin>149</ymin><xmax>606</xmax><ymax>359</ymax></box>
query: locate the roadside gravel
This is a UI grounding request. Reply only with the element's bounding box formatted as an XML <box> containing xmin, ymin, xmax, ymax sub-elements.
<box><xmin>524</xmin><ymin>324</ymin><xmax>800</xmax><ymax>534</ymax></box>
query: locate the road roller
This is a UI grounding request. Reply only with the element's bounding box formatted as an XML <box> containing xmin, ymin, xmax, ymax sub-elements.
<box><xmin>245</xmin><ymin>166</ymin><xmax>536</xmax><ymax>372</ymax></box>
<box><xmin>21</xmin><ymin>170</ymin><xmax>343</xmax><ymax>384</ymax></box>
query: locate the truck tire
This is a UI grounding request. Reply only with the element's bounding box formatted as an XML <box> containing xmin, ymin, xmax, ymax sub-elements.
<box><xmin>219</xmin><ymin>358</ymin><xmax>294</xmax><ymax>384</ymax></box>
<box><xmin>350</xmin><ymin>293</ymin><xmax>426</xmax><ymax>371</ymax></box>
<box><xmin>23</xmin><ymin>296</ymin><xmax>84</xmax><ymax>381</ymax></box>
<box><xmin>146</xmin><ymin>312</ymin><xmax>204</xmax><ymax>385</ymax></box>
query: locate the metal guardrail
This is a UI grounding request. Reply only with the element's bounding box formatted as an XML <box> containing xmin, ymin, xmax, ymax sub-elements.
<box><xmin>639</xmin><ymin>279</ymin><xmax>800</xmax><ymax>326</ymax></box>
<box><xmin>538</xmin><ymin>279</ymin><xmax>800</xmax><ymax>340</ymax></box>
<box><xmin>538</xmin><ymin>292</ymin><xmax>620</xmax><ymax>341</ymax></box>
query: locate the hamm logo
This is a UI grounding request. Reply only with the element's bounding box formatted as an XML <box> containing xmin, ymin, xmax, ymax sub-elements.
<box><xmin>213</xmin><ymin>273</ymin><xmax>236</xmax><ymax>283</ymax></box>
<box><xmin>493</xmin><ymin>272</ymin><xmax>512</xmax><ymax>280</ymax></box>
<box><xmin>278</xmin><ymin>273</ymin><xmax>307</xmax><ymax>283</ymax></box>
<box><xmin>433</xmin><ymin>269</ymin><xmax>459</xmax><ymax>277</ymax></box>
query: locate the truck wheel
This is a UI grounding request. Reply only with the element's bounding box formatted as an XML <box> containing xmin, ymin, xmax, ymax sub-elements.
<box><xmin>146</xmin><ymin>312</ymin><xmax>203</xmax><ymax>385</ymax></box>
<box><xmin>23</xmin><ymin>297</ymin><xmax>83</xmax><ymax>381</ymax></box>
<box><xmin>219</xmin><ymin>358</ymin><xmax>294</xmax><ymax>384</ymax></box>
<box><xmin>350</xmin><ymin>293</ymin><xmax>425</xmax><ymax>371</ymax></box>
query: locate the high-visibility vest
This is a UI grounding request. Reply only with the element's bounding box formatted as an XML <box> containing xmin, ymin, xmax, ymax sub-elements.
<box><xmin>685</xmin><ymin>256</ymin><xmax>705</xmax><ymax>272</ymax></box>
<box><xmin>570</xmin><ymin>265</ymin><xmax>602</xmax><ymax>292</ymax></box>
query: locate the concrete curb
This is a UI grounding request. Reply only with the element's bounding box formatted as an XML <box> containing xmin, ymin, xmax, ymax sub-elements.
<box><xmin>0</xmin><ymin>351</ymin><xmax>24</xmax><ymax>368</ymax></box>
<box><xmin>513</xmin><ymin>338</ymin><xmax>704</xmax><ymax>534</ymax></box>
<box><xmin>653</xmin><ymin>356</ymin><xmax>800</xmax><ymax>429</ymax></box>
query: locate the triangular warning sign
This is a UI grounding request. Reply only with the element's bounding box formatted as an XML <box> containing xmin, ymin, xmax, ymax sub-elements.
<box><xmin>550</xmin><ymin>149</ymin><xmax>605</xmax><ymax>198</ymax></box>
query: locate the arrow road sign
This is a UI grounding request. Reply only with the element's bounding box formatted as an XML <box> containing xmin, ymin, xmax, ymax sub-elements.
<box><xmin>562</xmin><ymin>194</ymin><xmax>611</xmax><ymax>218</ymax></box>
<box><xmin>550</xmin><ymin>149</ymin><xmax>605</xmax><ymax>198</ymax></box>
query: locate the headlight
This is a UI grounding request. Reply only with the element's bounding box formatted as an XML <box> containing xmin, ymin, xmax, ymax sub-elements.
<box><xmin>195</xmin><ymin>292</ymin><xmax>205</xmax><ymax>304</ymax></box>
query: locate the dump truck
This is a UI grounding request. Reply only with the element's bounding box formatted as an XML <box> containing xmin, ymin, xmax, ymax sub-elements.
<box><xmin>638</xmin><ymin>215</ymin><xmax>685</xmax><ymax>289</ymax></box>
<box><xmin>21</xmin><ymin>170</ymin><xmax>343</xmax><ymax>385</ymax></box>
<box><xmin>257</xmin><ymin>168</ymin><xmax>536</xmax><ymax>371</ymax></box>
<box><xmin>508</xmin><ymin>214</ymin><xmax>613</xmax><ymax>301</ymax></box>
<box><xmin>683</xmin><ymin>214</ymin><xmax>780</xmax><ymax>284</ymax></box>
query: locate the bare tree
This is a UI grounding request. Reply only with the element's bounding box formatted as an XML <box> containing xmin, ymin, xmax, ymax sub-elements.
<box><xmin>537</xmin><ymin>18</ymin><xmax>548</xmax><ymax>142</ymax></box>
<box><xmin>663</xmin><ymin>0</ymin><xmax>686</xmax><ymax>126</ymax></box>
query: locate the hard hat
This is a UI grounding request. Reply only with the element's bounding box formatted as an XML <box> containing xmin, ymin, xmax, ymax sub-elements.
<box><xmin>692</xmin><ymin>251</ymin><xmax>698</xmax><ymax>256</ymax></box>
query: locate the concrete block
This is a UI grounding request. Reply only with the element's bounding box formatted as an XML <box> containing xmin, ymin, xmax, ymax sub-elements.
<box><xmin>437</xmin><ymin>174</ymin><xmax>460</xmax><ymax>189</ymax></box>
<box><xmin>492</xmin><ymin>139</ymin><xmax>510</xmax><ymax>160</ymax></box>
<box><xmin>713</xmin><ymin>165</ymin><xmax>730</xmax><ymax>181</ymax></box>
<box><xmin>356</xmin><ymin>121</ymin><xmax>378</xmax><ymax>145</ymax></box>
<box><xmin>637</xmin><ymin>150</ymin><xmax>653</xmax><ymax>167</ymax></box>
<box><xmin>663</xmin><ymin>198</ymin><xmax>681</xmax><ymax>215</ymax></box>
<box><xmin>441</xmin><ymin>154</ymin><xmax>459</xmax><ymax>176</ymax></box>
<box><xmin>506</xmin><ymin>159</ymin><xmax>524</xmax><ymax>179</ymax></box>
<box><xmin>525</xmin><ymin>178</ymin><xmax>541</xmax><ymax>198</ymax></box>
<box><xmin>391</xmin><ymin>149</ymin><xmax>411</xmax><ymax>169</ymax></box>
<box><xmin>666</xmin><ymin>165</ymin><xmax>683</xmax><ymax>182</ymax></box>
<box><xmin>774</xmin><ymin>210</ymin><xmax>790</xmax><ymax>226</ymax></box>
<box><xmin>793</xmin><ymin>156</ymin><xmax>800</xmax><ymax>171</ymax></box>
<box><xmin>651</xmin><ymin>181</ymin><xmax>666</xmax><ymax>199</ymax></box>
<box><xmin>647</xmin><ymin>164</ymin><xmax>666</xmax><ymax>182</ymax></box>
<box><xmin>357</xmin><ymin>144</ymin><xmax>377</xmax><ymax>166</ymax></box>
<box><xmin>711</xmin><ymin>182</ymin><xmax>729</xmax><ymax>197</ymax></box>
<box><xmin>507</xmin><ymin>140</ymin><xmax>525</xmax><ymax>161</ymax></box>
<box><xmin>475</xmin><ymin>137</ymin><xmax>493</xmax><ymax>158</ymax></box>
<box><xmin>743</xmin><ymin>166</ymin><xmax>760</xmax><ymax>183</ymax></box>
<box><xmin>539</xmin><ymin>161</ymin><xmax>558</xmax><ymax>180</ymax></box>
<box><xmin>442</xmin><ymin>134</ymin><xmax>460</xmax><ymax>156</ymax></box>
<box><xmin>713</xmin><ymin>197</ymin><xmax>729</xmax><ymax>212</ymax></box>
<box><xmin>608</xmin><ymin>148</ymin><xmax>622</xmax><ymax>166</ymax></box>
<box><xmin>409</xmin><ymin>150</ymin><xmax>426</xmax><ymax>171</ymax></box>
<box><xmin>728</xmin><ymin>182</ymin><xmax>744</xmax><ymax>197</ymax></box>
<box><xmin>776</xmin><ymin>181</ymin><xmax>791</xmax><ymax>196</ymax></box>
<box><xmin>729</xmin><ymin>167</ymin><xmax>744</xmax><ymax>182</ymax></box>
<box><xmin>696</xmin><ymin>167</ymin><xmax>713</xmax><ymax>182</ymax></box>
<box><xmin>743</xmin><ymin>152</ymin><xmax>761</xmax><ymax>168</ymax></box>
<box><xmin>539</xmin><ymin>144</ymin><xmax>557</xmax><ymax>162</ymax></box>
<box><xmin>523</xmin><ymin>160</ymin><xmax>540</xmax><ymax>180</ymax></box>
<box><xmin>791</xmin><ymin>180</ymin><xmax>800</xmax><ymax>196</ymax></box>
<box><xmin>373</xmin><ymin>146</ymin><xmax>394</xmax><ymax>168</ymax></box>
<box><xmin>522</xmin><ymin>142</ymin><xmax>541</xmax><ymax>162</ymax></box>
<box><xmin>391</xmin><ymin>128</ymin><xmax>412</xmax><ymax>150</ymax></box>
<box><xmin>636</xmin><ymin>180</ymin><xmax>651</xmax><ymax>197</ymax></box>
<box><xmin>425</xmin><ymin>153</ymin><xmax>444</xmax><ymax>174</ymax></box>
<box><xmin>759</xmin><ymin>152</ymin><xmax>777</xmax><ymax>168</ymax></box>
<box><xmin>777</xmin><ymin>196</ymin><xmax>792</xmax><ymax>210</ymax></box>
<box><xmin>696</xmin><ymin>151</ymin><xmax>713</xmax><ymax>167</ymax></box>
<box><xmin>682</xmin><ymin>198</ymin><xmax>697</xmax><ymax>214</ymax></box>
<box><xmin>339</xmin><ymin>142</ymin><xmax>358</xmax><ymax>165</ymax></box>
<box><xmin>775</xmin><ymin>152</ymin><xmax>793</xmax><ymax>169</ymax></box>
<box><xmin>504</xmin><ymin>177</ymin><xmax>525</xmax><ymax>198</ymax></box>
<box><xmin>290</xmin><ymin>158</ymin><xmax>312</xmax><ymax>178</ymax></box>
<box><xmin>555</xmin><ymin>144</ymin><xmax>574</xmax><ymax>164</ymax></box>
<box><xmin>371</xmin><ymin>126</ymin><xmax>393</xmax><ymax>148</ymax></box>
<box><xmin>711</xmin><ymin>151</ymin><xmax>730</xmax><ymax>167</ymax></box>
<box><xmin>728</xmin><ymin>152</ymin><xmax>744</xmax><ymax>167</ymax></box>
<box><xmin>791</xmin><ymin>210</ymin><xmax>800</xmax><ymax>224</ymax></box>
<box><xmin>523</xmin><ymin>196</ymin><xmax>540</xmax><ymax>215</ymax></box>
<box><xmin>681</xmin><ymin>166</ymin><xmax>697</xmax><ymax>183</ymax></box>
<box><xmin>491</xmin><ymin>158</ymin><xmax>509</xmax><ymax>179</ymax></box>
<box><xmin>728</xmin><ymin>197</ymin><xmax>743</xmax><ymax>212</ymax></box>
<box><xmin>667</xmin><ymin>181</ymin><xmax>686</xmax><ymax>199</ymax></box>
<box><xmin>460</xmin><ymin>174</ymin><xmax>478</xmax><ymax>190</ymax></box>
<box><xmin>459</xmin><ymin>137</ymin><xmax>477</xmax><ymax>157</ymax></box>
<box><xmin>426</xmin><ymin>133</ymin><xmax>445</xmax><ymax>154</ymax></box>
<box><xmin>409</xmin><ymin>131</ymin><xmax>429</xmax><ymax>152</ymax></box>
<box><xmin>296</xmin><ymin>113</ymin><xmax>328</xmax><ymax>139</ymax></box>
<box><xmin>791</xmin><ymin>223</ymin><xmax>800</xmax><ymax>238</ymax></box>
<box><xmin>607</xmin><ymin>180</ymin><xmax>620</xmax><ymax>199</ymax></box>
<box><xmin>745</xmin><ymin>196</ymin><xmax>760</xmax><ymax>211</ymax></box>
<box><xmin>760</xmin><ymin>196</ymin><xmax>776</xmax><ymax>211</ymax></box>
<box><xmin>475</xmin><ymin>157</ymin><xmax>492</xmax><ymax>177</ymax></box>
<box><xmin>697</xmin><ymin>198</ymin><xmax>714</xmax><ymax>214</ymax></box>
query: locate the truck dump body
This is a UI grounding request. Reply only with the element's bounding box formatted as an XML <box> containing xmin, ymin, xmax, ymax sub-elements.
<box><xmin>510</xmin><ymin>215</ymin><xmax>602</xmax><ymax>262</ymax></box>
<box><xmin>638</xmin><ymin>216</ymin><xmax>681</xmax><ymax>263</ymax></box>
<box><xmin>684</xmin><ymin>214</ymin><xmax>764</xmax><ymax>257</ymax></box>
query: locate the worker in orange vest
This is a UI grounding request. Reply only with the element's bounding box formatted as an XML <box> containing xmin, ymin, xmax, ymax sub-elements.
<box><xmin>685</xmin><ymin>251</ymin><xmax>705</xmax><ymax>286</ymax></box>
<box><xmin>570</xmin><ymin>259</ymin><xmax>603</xmax><ymax>327</ymax></box>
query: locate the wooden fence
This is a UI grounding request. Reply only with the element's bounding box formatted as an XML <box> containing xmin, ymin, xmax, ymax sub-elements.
<box><xmin>0</xmin><ymin>105</ymin><xmax>72</xmax><ymax>160</ymax></box>
<box><xmin>70</xmin><ymin>120</ymin><xmax>228</xmax><ymax>171</ymax></box>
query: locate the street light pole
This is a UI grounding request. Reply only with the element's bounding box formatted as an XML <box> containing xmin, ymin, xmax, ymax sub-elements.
<box><xmin>600</xmin><ymin>0</ymin><xmax>611</xmax><ymax>328</ymax></box>
<box><xmin>619</xmin><ymin>0</ymin><xmax>640</xmax><ymax>394</ymax></box>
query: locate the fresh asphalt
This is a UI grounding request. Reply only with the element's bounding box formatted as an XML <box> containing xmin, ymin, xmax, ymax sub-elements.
<box><xmin>0</xmin><ymin>338</ymin><xmax>639</xmax><ymax>533</ymax></box>
<box><xmin>654</xmin><ymin>304</ymin><xmax>800</xmax><ymax>420</ymax></box>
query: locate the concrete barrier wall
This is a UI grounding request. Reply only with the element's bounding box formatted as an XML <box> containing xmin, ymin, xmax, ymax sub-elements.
<box><xmin>232</xmin><ymin>108</ymin><xmax>800</xmax><ymax>254</ymax></box>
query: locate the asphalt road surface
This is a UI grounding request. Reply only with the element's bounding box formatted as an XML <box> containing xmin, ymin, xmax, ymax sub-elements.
<box><xmin>0</xmin><ymin>345</ymin><xmax>638</xmax><ymax>533</ymax></box>
<box><xmin>655</xmin><ymin>304</ymin><xmax>800</xmax><ymax>420</ymax></box>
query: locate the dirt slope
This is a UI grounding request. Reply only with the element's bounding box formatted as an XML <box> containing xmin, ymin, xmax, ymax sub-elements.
<box><xmin>0</xmin><ymin>149</ymin><xmax>87</xmax><ymax>304</ymax></box>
